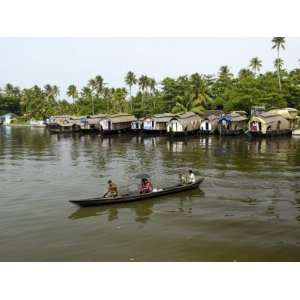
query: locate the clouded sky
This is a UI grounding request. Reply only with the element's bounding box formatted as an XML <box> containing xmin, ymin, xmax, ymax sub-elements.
<box><xmin>0</xmin><ymin>37</ymin><xmax>299</xmax><ymax>97</ymax></box>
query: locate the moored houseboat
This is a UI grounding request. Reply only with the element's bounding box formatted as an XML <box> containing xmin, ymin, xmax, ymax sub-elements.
<box><xmin>131</xmin><ymin>118</ymin><xmax>144</xmax><ymax>133</ymax></box>
<box><xmin>200</xmin><ymin>110</ymin><xmax>223</xmax><ymax>134</ymax></box>
<box><xmin>248</xmin><ymin>112</ymin><xmax>293</xmax><ymax>137</ymax></box>
<box><xmin>47</xmin><ymin>115</ymin><xmax>81</xmax><ymax>133</ymax></box>
<box><xmin>99</xmin><ymin>113</ymin><xmax>136</xmax><ymax>134</ymax></box>
<box><xmin>217</xmin><ymin>111</ymin><xmax>248</xmax><ymax>136</ymax></box>
<box><xmin>143</xmin><ymin>113</ymin><xmax>175</xmax><ymax>134</ymax></box>
<box><xmin>80</xmin><ymin>114</ymin><xmax>106</xmax><ymax>134</ymax></box>
<box><xmin>167</xmin><ymin>112</ymin><xmax>202</xmax><ymax>136</ymax></box>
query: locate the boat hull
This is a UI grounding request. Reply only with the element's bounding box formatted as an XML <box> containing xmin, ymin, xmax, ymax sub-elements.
<box><xmin>70</xmin><ymin>178</ymin><xmax>204</xmax><ymax>207</ymax></box>
<box><xmin>248</xmin><ymin>129</ymin><xmax>292</xmax><ymax>137</ymax></box>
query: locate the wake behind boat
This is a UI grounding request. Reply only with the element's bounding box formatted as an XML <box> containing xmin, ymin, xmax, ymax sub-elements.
<box><xmin>69</xmin><ymin>178</ymin><xmax>204</xmax><ymax>207</ymax></box>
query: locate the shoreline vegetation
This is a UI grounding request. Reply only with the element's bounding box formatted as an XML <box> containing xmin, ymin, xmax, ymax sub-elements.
<box><xmin>1</xmin><ymin>37</ymin><xmax>300</xmax><ymax>121</ymax></box>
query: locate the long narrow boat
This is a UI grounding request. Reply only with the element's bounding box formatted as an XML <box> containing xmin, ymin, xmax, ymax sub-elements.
<box><xmin>70</xmin><ymin>178</ymin><xmax>204</xmax><ymax>207</ymax></box>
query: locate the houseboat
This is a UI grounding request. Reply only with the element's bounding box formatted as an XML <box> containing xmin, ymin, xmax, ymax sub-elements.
<box><xmin>167</xmin><ymin>112</ymin><xmax>202</xmax><ymax>136</ymax></box>
<box><xmin>99</xmin><ymin>113</ymin><xmax>136</xmax><ymax>134</ymax></box>
<box><xmin>80</xmin><ymin>114</ymin><xmax>106</xmax><ymax>133</ymax></box>
<box><xmin>217</xmin><ymin>111</ymin><xmax>248</xmax><ymax>136</ymax></box>
<box><xmin>268</xmin><ymin>108</ymin><xmax>299</xmax><ymax>130</ymax></box>
<box><xmin>200</xmin><ymin>110</ymin><xmax>223</xmax><ymax>134</ymax></box>
<box><xmin>143</xmin><ymin>113</ymin><xmax>175</xmax><ymax>134</ymax></box>
<box><xmin>248</xmin><ymin>112</ymin><xmax>291</xmax><ymax>137</ymax></box>
<box><xmin>131</xmin><ymin>118</ymin><xmax>144</xmax><ymax>133</ymax></box>
<box><xmin>0</xmin><ymin>113</ymin><xmax>17</xmax><ymax>125</ymax></box>
<box><xmin>47</xmin><ymin>115</ymin><xmax>81</xmax><ymax>133</ymax></box>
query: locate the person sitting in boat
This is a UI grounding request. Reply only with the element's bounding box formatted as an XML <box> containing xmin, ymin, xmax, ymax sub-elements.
<box><xmin>140</xmin><ymin>178</ymin><xmax>153</xmax><ymax>194</ymax></box>
<box><xmin>178</xmin><ymin>173</ymin><xmax>188</xmax><ymax>185</ymax></box>
<box><xmin>187</xmin><ymin>170</ymin><xmax>196</xmax><ymax>184</ymax></box>
<box><xmin>103</xmin><ymin>180</ymin><xmax>118</xmax><ymax>198</ymax></box>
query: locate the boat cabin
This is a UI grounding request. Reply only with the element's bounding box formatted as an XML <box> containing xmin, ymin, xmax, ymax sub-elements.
<box><xmin>0</xmin><ymin>113</ymin><xmax>18</xmax><ymax>125</ymax></box>
<box><xmin>99</xmin><ymin>113</ymin><xmax>136</xmax><ymax>133</ymax></box>
<box><xmin>131</xmin><ymin>118</ymin><xmax>144</xmax><ymax>131</ymax></box>
<box><xmin>167</xmin><ymin>112</ymin><xmax>202</xmax><ymax>135</ymax></box>
<box><xmin>248</xmin><ymin>112</ymin><xmax>291</xmax><ymax>136</ymax></box>
<box><xmin>47</xmin><ymin>115</ymin><xmax>81</xmax><ymax>133</ymax></box>
<box><xmin>143</xmin><ymin>113</ymin><xmax>175</xmax><ymax>133</ymax></box>
<box><xmin>217</xmin><ymin>112</ymin><xmax>248</xmax><ymax>135</ymax></box>
<box><xmin>80</xmin><ymin>114</ymin><xmax>106</xmax><ymax>132</ymax></box>
<box><xmin>268</xmin><ymin>108</ymin><xmax>299</xmax><ymax>130</ymax></box>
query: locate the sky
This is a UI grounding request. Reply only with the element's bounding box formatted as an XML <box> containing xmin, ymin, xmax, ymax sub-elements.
<box><xmin>0</xmin><ymin>37</ymin><xmax>299</xmax><ymax>98</ymax></box>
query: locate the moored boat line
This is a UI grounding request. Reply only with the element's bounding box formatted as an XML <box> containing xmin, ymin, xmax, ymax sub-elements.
<box><xmin>46</xmin><ymin>107</ymin><xmax>300</xmax><ymax>138</ymax></box>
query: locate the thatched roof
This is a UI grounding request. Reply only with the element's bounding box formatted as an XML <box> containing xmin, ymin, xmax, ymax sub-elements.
<box><xmin>203</xmin><ymin>110</ymin><xmax>224</xmax><ymax>117</ymax></box>
<box><xmin>103</xmin><ymin>113</ymin><xmax>137</xmax><ymax>123</ymax></box>
<box><xmin>170</xmin><ymin>112</ymin><xmax>202</xmax><ymax>123</ymax></box>
<box><xmin>153</xmin><ymin>113</ymin><xmax>176</xmax><ymax>123</ymax></box>
<box><xmin>251</xmin><ymin>112</ymin><xmax>288</xmax><ymax>124</ymax></box>
<box><xmin>268</xmin><ymin>108</ymin><xmax>299</xmax><ymax>119</ymax></box>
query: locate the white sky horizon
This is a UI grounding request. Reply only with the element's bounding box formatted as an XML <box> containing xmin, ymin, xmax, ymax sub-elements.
<box><xmin>0</xmin><ymin>37</ymin><xmax>299</xmax><ymax>98</ymax></box>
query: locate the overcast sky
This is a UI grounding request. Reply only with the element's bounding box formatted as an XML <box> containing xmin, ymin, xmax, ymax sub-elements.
<box><xmin>0</xmin><ymin>37</ymin><xmax>299</xmax><ymax>97</ymax></box>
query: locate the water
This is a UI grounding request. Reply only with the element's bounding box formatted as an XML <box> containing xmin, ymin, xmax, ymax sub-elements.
<box><xmin>1</xmin><ymin>126</ymin><xmax>300</xmax><ymax>261</ymax></box>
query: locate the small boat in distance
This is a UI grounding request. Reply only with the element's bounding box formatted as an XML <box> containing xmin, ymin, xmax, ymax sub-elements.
<box><xmin>70</xmin><ymin>178</ymin><xmax>204</xmax><ymax>207</ymax></box>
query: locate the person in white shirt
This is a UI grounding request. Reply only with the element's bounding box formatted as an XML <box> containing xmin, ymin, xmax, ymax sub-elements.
<box><xmin>188</xmin><ymin>170</ymin><xmax>196</xmax><ymax>183</ymax></box>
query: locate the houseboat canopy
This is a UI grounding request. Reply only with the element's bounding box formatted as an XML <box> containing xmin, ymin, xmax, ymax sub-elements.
<box><xmin>268</xmin><ymin>108</ymin><xmax>298</xmax><ymax>120</ymax></box>
<box><xmin>104</xmin><ymin>113</ymin><xmax>137</xmax><ymax>123</ymax></box>
<box><xmin>153</xmin><ymin>113</ymin><xmax>176</xmax><ymax>123</ymax></box>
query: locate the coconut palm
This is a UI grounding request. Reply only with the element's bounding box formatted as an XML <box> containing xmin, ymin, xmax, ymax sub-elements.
<box><xmin>125</xmin><ymin>71</ymin><xmax>137</xmax><ymax>97</ymax></box>
<box><xmin>218</xmin><ymin>65</ymin><xmax>232</xmax><ymax>78</ymax></box>
<box><xmin>94</xmin><ymin>75</ymin><xmax>104</xmax><ymax>97</ymax></box>
<box><xmin>272</xmin><ymin>37</ymin><xmax>286</xmax><ymax>90</ymax></box>
<box><xmin>138</xmin><ymin>75</ymin><xmax>149</xmax><ymax>94</ymax></box>
<box><xmin>273</xmin><ymin>58</ymin><xmax>284</xmax><ymax>70</ymax></box>
<box><xmin>148</xmin><ymin>78</ymin><xmax>156</xmax><ymax>94</ymax></box>
<box><xmin>172</xmin><ymin>90</ymin><xmax>205</xmax><ymax>114</ymax></box>
<box><xmin>249</xmin><ymin>57</ymin><xmax>262</xmax><ymax>76</ymax></box>
<box><xmin>238</xmin><ymin>68</ymin><xmax>253</xmax><ymax>79</ymax></box>
<box><xmin>125</xmin><ymin>71</ymin><xmax>137</xmax><ymax>111</ymax></box>
<box><xmin>67</xmin><ymin>85</ymin><xmax>78</xmax><ymax>104</ymax></box>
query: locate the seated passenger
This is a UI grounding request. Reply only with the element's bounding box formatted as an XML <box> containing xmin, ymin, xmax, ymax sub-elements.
<box><xmin>103</xmin><ymin>180</ymin><xmax>118</xmax><ymax>198</ymax></box>
<box><xmin>187</xmin><ymin>170</ymin><xmax>196</xmax><ymax>184</ymax></box>
<box><xmin>140</xmin><ymin>178</ymin><xmax>153</xmax><ymax>194</ymax></box>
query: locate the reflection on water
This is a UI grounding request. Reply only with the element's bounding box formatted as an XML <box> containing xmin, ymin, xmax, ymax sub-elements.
<box><xmin>1</xmin><ymin>127</ymin><xmax>300</xmax><ymax>261</ymax></box>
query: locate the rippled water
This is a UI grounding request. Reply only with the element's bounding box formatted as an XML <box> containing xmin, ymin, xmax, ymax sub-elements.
<box><xmin>1</xmin><ymin>126</ymin><xmax>300</xmax><ymax>261</ymax></box>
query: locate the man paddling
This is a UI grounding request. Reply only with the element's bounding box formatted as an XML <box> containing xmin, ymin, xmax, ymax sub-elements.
<box><xmin>103</xmin><ymin>180</ymin><xmax>118</xmax><ymax>198</ymax></box>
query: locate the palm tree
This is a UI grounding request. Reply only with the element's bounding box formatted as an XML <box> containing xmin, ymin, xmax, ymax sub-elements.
<box><xmin>94</xmin><ymin>75</ymin><xmax>104</xmax><ymax>97</ymax></box>
<box><xmin>52</xmin><ymin>85</ymin><xmax>60</xmax><ymax>99</ymax></box>
<box><xmin>67</xmin><ymin>85</ymin><xmax>78</xmax><ymax>104</ymax></box>
<box><xmin>138</xmin><ymin>75</ymin><xmax>149</xmax><ymax>94</ymax></box>
<box><xmin>272</xmin><ymin>37</ymin><xmax>286</xmax><ymax>90</ymax></box>
<box><xmin>88</xmin><ymin>79</ymin><xmax>97</xmax><ymax>115</ymax></box>
<box><xmin>249</xmin><ymin>57</ymin><xmax>262</xmax><ymax>76</ymax></box>
<box><xmin>273</xmin><ymin>58</ymin><xmax>284</xmax><ymax>71</ymax></box>
<box><xmin>218</xmin><ymin>65</ymin><xmax>232</xmax><ymax>78</ymax></box>
<box><xmin>138</xmin><ymin>75</ymin><xmax>149</xmax><ymax>106</ymax></box>
<box><xmin>125</xmin><ymin>71</ymin><xmax>137</xmax><ymax>111</ymax></box>
<box><xmin>190</xmin><ymin>73</ymin><xmax>202</xmax><ymax>99</ymax></box>
<box><xmin>148</xmin><ymin>78</ymin><xmax>156</xmax><ymax>94</ymax></box>
<box><xmin>125</xmin><ymin>71</ymin><xmax>137</xmax><ymax>97</ymax></box>
<box><xmin>172</xmin><ymin>90</ymin><xmax>205</xmax><ymax>114</ymax></box>
<box><xmin>238</xmin><ymin>68</ymin><xmax>253</xmax><ymax>79</ymax></box>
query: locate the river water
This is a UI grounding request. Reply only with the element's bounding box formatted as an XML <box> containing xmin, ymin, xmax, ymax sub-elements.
<box><xmin>1</xmin><ymin>126</ymin><xmax>300</xmax><ymax>261</ymax></box>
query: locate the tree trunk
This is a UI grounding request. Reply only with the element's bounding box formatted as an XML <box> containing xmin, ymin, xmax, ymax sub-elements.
<box><xmin>277</xmin><ymin>48</ymin><xmax>282</xmax><ymax>91</ymax></box>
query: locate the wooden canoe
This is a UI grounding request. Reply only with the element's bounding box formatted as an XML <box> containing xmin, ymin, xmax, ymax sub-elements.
<box><xmin>69</xmin><ymin>178</ymin><xmax>204</xmax><ymax>207</ymax></box>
